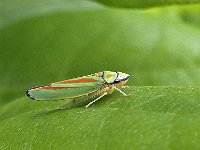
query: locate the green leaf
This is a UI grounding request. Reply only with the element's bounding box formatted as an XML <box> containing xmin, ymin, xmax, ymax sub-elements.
<box><xmin>92</xmin><ymin>0</ymin><xmax>200</xmax><ymax>8</ymax></box>
<box><xmin>1</xmin><ymin>1</ymin><xmax>200</xmax><ymax>149</ymax></box>
<box><xmin>0</xmin><ymin>86</ymin><xmax>200</xmax><ymax>149</ymax></box>
<box><xmin>0</xmin><ymin>0</ymin><xmax>103</xmax><ymax>28</ymax></box>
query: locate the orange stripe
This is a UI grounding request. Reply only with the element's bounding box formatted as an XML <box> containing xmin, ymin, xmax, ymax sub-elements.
<box><xmin>41</xmin><ymin>86</ymin><xmax>67</xmax><ymax>90</ymax></box>
<box><xmin>56</xmin><ymin>78</ymin><xmax>97</xmax><ymax>84</ymax></box>
<box><xmin>31</xmin><ymin>85</ymin><xmax>67</xmax><ymax>91</ymax></box>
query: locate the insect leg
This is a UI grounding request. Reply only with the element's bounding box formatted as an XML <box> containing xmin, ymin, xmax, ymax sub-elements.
<box><xmin>58</xmin><ymin>101</ymin><xmax>73</xmax><ymax>110</ymax></box>
<box><xmin>85</xmin><ymin>92</ymin><xmax>107</xmax><ymax>108</ymax></box>
<box><xmin>114</xmin><ymin>86</ymin><xmax>132</xmax><ymax>96</ymax></box>
<box><xmin>122</xmin><ymin>86</ymin><xmax>129</xmax><ymax>89</ymax></box>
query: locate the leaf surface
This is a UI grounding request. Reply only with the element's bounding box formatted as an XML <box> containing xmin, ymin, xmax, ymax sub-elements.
<box><xmin>0</xmin><ymin>86</ymin><xmax>200</xmax><ymax>149</ymax></box>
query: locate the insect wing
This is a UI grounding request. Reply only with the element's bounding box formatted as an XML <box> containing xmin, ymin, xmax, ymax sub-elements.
<box><xmin>27</xmin><ymin>75</ymin><xmax>104</xmax><ymax>100</ymax></box>
<box><xmin>51</xmin><ymin>75</ymin><xmax>103</xmax><ymax>87</ymax></box>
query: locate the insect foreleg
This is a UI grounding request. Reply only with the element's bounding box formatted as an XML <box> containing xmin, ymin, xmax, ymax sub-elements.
<box><xmin>114</xmin><ymin>86</ymin><xmax>132</xmax><ymax>96</ymax></box>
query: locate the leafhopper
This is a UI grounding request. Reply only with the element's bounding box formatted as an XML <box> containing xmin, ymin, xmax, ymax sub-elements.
<box><xmin>26</xmin><ymin>71</ymin><xmax>130</xmax><ymax>108</ymax></box>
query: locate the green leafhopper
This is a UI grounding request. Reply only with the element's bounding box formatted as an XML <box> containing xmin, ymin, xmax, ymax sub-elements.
<box><xmin>26</xmin><ymin>71</ymin><xmax>130</xmax><ymax>108</ymax></box>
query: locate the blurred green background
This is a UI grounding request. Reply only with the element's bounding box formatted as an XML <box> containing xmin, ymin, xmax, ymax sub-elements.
<box><xmin>0</xmin><ymin>0</ymin><xmax>200</xmax><ymax>149</ymax></box>
<box><xmin>0</xmin><ymin>0</ymin><xmax>200</xmax><ymax>105</ymax></box>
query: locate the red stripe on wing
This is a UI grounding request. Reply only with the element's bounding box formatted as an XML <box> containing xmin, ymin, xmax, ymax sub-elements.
<box><xmin>26</xmin><ymin>85</ymin><xmax>70</xmax><ymax>99</ymax></box>
<box><xmin>41</xmin><ymin>86</ymin><xmax>67</xmax><ymax>90</ymax></box>
<box><xmin>30</xmin><ymin>85</ymin><xmax>68</xmax><ymax>91</ymax></box>
<box><xmin>55</xmin><ymin>78</ymin><xmax>97</xmax><ymax>84</ymax></box>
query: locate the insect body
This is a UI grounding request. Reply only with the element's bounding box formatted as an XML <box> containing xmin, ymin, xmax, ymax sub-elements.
<box><xmin>26</xmin><ymin>71</ymin><xmax>130</xmax><ymax>108</ymax></box>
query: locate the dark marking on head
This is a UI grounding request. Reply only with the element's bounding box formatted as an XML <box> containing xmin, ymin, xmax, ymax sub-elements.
<box><xmin>114</xmin><ymin>75</ymin><xmax>129</xmax><ymax>83</ymax></box>
<box><xmin>101</xmin><ymin>71</ymin><xmax>107</xmax><ymax>83</ymax></box>
<box><xmin>116</xmin><ymin>72</ymin><xmax>119</xmax><ymax>80</ymax></box>
<box><xmin>101</xmin><ymin>71</ymin><xmax>104</xmax><ymax>78</ymax></box>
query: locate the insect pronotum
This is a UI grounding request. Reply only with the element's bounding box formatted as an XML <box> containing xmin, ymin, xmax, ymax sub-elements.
<box><xmin>26</xmin><ymin>71</ymin><xmax>130</xmax><ymax>108</ymax></box>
